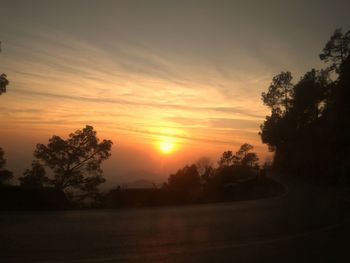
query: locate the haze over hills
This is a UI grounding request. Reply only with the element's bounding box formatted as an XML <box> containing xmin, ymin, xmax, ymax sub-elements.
<box><xmin>123</xmin><ymin>179</ymin><xmax>157</xmax><ymax>189</ymax></box>
<box><xmin>104</xmin><ymin>169</ymin><xmax>164</xmax><ymax>189</ymax></box>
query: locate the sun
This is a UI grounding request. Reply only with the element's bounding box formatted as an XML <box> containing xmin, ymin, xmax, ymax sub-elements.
<box><xmin>159</xmin><ymin>140</ymin><xmax>175</xmax><ymax>154</ymax></box>
<box><xmin>155</xmin><ymin>128</ymin><xmax>180</xmax><ymax>155</ymax></box>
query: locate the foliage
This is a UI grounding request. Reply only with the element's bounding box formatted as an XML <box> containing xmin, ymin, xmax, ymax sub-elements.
<box><xmin>19</xmin><ymin>161</ymin><xmax>49</xmax><ymax>188</ymax></box>
<box><xmin>218</xmin><ymin>144</ymin><xmax>259</xmax><ymax>168</ymax></box>
<box><xmin>241</xmin><ymin>152</ymin><xmax>259</xmax><ymax>168</ymax></box>
<box><xmin>0</xmin><ymin>42</ymin><xmax>9</xmax><ymax>95</ymax></box>
<box><xmin>167</xmin><ymin>164</ymin><xmax>201</xmax><ymax>191</ymax></box>
<box><xmin>319</xmin><ymin>28</ymin><xmax>350</xmax><ymax>73</ymax></box>
<box><xmin>0</xmin><ymin>73</ymin><xmax>9</xmax><ymax>95</ymax></box>
<box><xmin>292</xmin><ymin>69</ymin><xmax>329</xmax><ymax>124</ymax></box>
<box><xmin>196</xmin><ymin>157</ymin><xmax>214</xmax><ymax>184</ymax></box>
<box><xmin>164</xmin><ymin>144</ymin><xmax>260</xmax><ymax>201</ymax></box>
<box><xmin>260</xmin><ymin>28</ymin><xmax>350</xmax><ymax>181</ymax></box>
<box><xmin>262</xmin><ymin>71</ymin><xmax>294</xmax><ymax>116</ymax></box>
<box><xmin>33</xmin><ymin>125</ymin><xmax>113</xmax><ymax>193</ymax></box>
<box><xmin>0</xmin><ymin>148</ymin><xmax>13</xmax><ymax>185</ymax></box>
<box><xmin>218</xmin><ymin>150</ymin><xmax>235</xmax><ymax>167</ymax></box>
<box><xmin>0</xmin><ymin>147</ymin><xmax>6</xmax><ymax>169</ymax></box>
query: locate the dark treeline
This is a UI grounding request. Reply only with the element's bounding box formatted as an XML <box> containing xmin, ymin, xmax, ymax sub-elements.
<box><xmin>0</xmin><ymin>136</ymin><xmax>282</xmax><ymax>209</ymax></box>
<box><xmin>106</xmin><ymin>144</ymin><xmax>283</xmax><ymax>208</ymax></box>
<box><xmin>260</xmin><ymin>28</ymin><xmax>350</xmax><ymax>183</ymax></box>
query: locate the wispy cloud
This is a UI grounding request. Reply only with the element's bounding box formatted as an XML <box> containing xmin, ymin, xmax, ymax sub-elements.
<box><xmin>0</xmin><ymin>24</ymin><xmax>272</xmax><ymax>179</ymax></box>
<box><xmin>10</xmin><ymin>88</ymin><xmax>265</xmax><ymax>119</ymax></box>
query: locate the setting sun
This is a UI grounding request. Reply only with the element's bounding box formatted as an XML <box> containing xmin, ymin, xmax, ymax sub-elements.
<box><xmin>159</xmin><ymin>137</ymin><xmax>175</xmax><ymax>154</ymax></box>
<box><xmin>159</xmin><ymin>140</ymin><xmax>174</xmax><ymax>154</ymax></box>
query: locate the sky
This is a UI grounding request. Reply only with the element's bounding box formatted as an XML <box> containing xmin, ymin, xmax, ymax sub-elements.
<box><xmin>0</xmin><ymin>0</ymin><xmax>349</xmax><ymax>186</ymax></box>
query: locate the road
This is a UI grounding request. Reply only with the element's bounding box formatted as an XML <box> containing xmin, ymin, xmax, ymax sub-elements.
<box><xmin>1</xmin><ymin>175</ymin><xmax>350</xmax><ymax>262</ymax></box>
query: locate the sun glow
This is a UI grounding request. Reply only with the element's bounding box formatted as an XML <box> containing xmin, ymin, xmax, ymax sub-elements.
<box><xmin>153</xmin><ymin>127</ymin><xmax>183</xmax><ymax>155</ymax></box>
<box><xmin>159</xmin><ymin>140</ymin><xmax>174</xmax><ymax>154</ymax></box>
<box><xmin>158</xmin><ymin>134</ymin><xmax>177</xmax><ymax>154</ymax></box>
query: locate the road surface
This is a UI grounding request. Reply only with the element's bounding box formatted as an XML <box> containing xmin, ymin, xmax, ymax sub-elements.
<box><xmin>1</xmin><ymin>176</ymin><xmax>350</xmax><ymax>262</ymax></box>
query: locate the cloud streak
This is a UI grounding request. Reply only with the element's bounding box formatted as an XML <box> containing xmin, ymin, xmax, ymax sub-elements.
<box><xmin>10</xmin><ymin>88</ymin><xmax>265</xmax><ymax>119</ymax></box>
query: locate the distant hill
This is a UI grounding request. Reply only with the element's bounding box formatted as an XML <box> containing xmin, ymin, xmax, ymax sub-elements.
<box><xmin>109</xmin><ymin>170</ymin><xmax>164</xmax><ymax>189</ymax></box>
<box><xmin>124</xmin><ymin>179</ymin><xmax>156</xmax><ymax>189</ymax></box>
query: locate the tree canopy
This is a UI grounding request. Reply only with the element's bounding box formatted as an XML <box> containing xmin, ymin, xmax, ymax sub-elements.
<box><xmin>19</xmin><ymin>161</ymin><xmax>49</xmax><ymax>188</ymax></box>
<box><xmin>260</xmin><ymin>28</ymin><xmax>350</xmax><ymax>181</ymax></box>
<box><xmin>0</xmin><ymin>74</ymin><xmax>9</xmax><ymax>95</ymax></box>
<box><xmin>0</xmin><ymin>148</ymin><xmax>13</xmax><ymax>185</ymax></box>
<box><xmin>218</xmin><ymin>144</ymin><xmax>259</xmax><ymax>168</ymax></box>
<box><xmin>0</xmin><ymin>41</ymin><xmax>9</xmax><ymax>95</ymax></box>
<box><xmin>319</xmin><ymin>28</ymin><xmax>350</xmax><ymax>72</ymax></box>
<box><xmin>167</xmin><ymin>164</ymin><xmax>201</xmax><ymax>191</ymax></box>
<box><xmin>262</xmin><ymin>71</ymin><xmax>294</xmax><ymax>116</ymax></box>
<box><xmin>32</xmin><ymin>125</ymin><xmax>113</xmax><ymax>193</ymax></box>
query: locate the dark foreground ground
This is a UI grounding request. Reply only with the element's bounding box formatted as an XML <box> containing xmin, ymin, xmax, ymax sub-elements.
<box><xmin>1</xmin><ymin>175</ymin><xmax>350</xmax><ymax>262</ymax></box>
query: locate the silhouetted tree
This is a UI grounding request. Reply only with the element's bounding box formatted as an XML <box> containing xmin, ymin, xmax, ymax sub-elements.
<box><xmin>218</xmin><ymin>144</ymin><xmax>259</xmax><ymax>168</ymax></box>
<box><xmin>259</xmin><ymin>113</ymin><xmax>281</xmax><ymax>152</ymax></box>
<box><xmin>260</xmin><ymin>28</ymin><xmax>350</xmax><ymax>181</ymax></box>
<box><xmin>262</xmin><ymin>71</ymin><xmax>294</xmax><ymax>116</ymax></box>
<box><xmin>19</xmin><ymin>161</ymin><xmax>49</xmax><ymax>188</ymax></box>
<box><xmin>260</xmin><ymin>73</ymin><xmax>295</xmax><ymax>164</ymax></box>
<box><xmin>327</xmin><ymin>54</ymin><xmax>350</xmax><ymax>179</ymax></box>
<box><xmin>218</xmin><ymin>151</ymin><xmax>236</xmax><ymax>167</ymax></box>
<box><xmin>319</xmin><ymin>28</ymin><xmax>350</xmax><ymax>73</ymax></box>
<box><xmin>0</xmin><ymin>148</ymin><xmax>13</xmax><ymax>185</ymax></box>
<box><xmin>196</xmin><ymin>157</ymin><xmax>214</xmax><ymax>184</ymax></box>
<box><xmin>0</xmin><ymin>74</ymin><xmax>9</xmax><ymax>95</ymax></box>
<box><xmin>196</xmin><ymin>157</ymin><xmax>212</xmax><ymax>175</ymax></box>
<box><xmin>0</xmin><ymin>148</ymin><xmax>5</xmax><ymax>169</ymax></box>
<box><xmin>207</xmin><ymin>145</ymin><xmax>260</xmax><ymax>194</ymax></box>
<box><xmin>0</xmin><ymin>41</ymin><xmax>9</xmax><ymax>95</ymax></box>
<box><xmin>168</xmin><ymin>164</ymin><xmax>200</xmax><ymax>191</ymax></box>
<box><xmin>236</xmin><ymin>143</ymin><xmax>253</xmax><ymax>162</ymax></box>
<box><xmin>241</xmin><ymin>152</ymin><xmax>259</xmax><ymax>168</ymax></box>
<box><xmin>292</xmin><ymin>69</ymin><xmax>329</xmax><ymax>123</ymax></box>
<box><xmin>33</xmin><ymin>125</ymin><xmax>113</xmax><ymax>193</ymax></box>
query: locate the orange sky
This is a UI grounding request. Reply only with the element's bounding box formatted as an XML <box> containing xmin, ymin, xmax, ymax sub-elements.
<box><xmin>1</xmin><ymin>0</ymin><xmax>349</xmax><ymax>185</ymax></box>
<box><xmin>0</xmin><ymin>33</ymin><xmax>272</xmax><ymax>184</ymax></box>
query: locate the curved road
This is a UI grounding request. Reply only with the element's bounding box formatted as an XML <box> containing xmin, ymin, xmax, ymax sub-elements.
<box><xmin>1</xmin><ymin>175</ymin><xmax>349</xmax><ymax>262</ymax></box>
